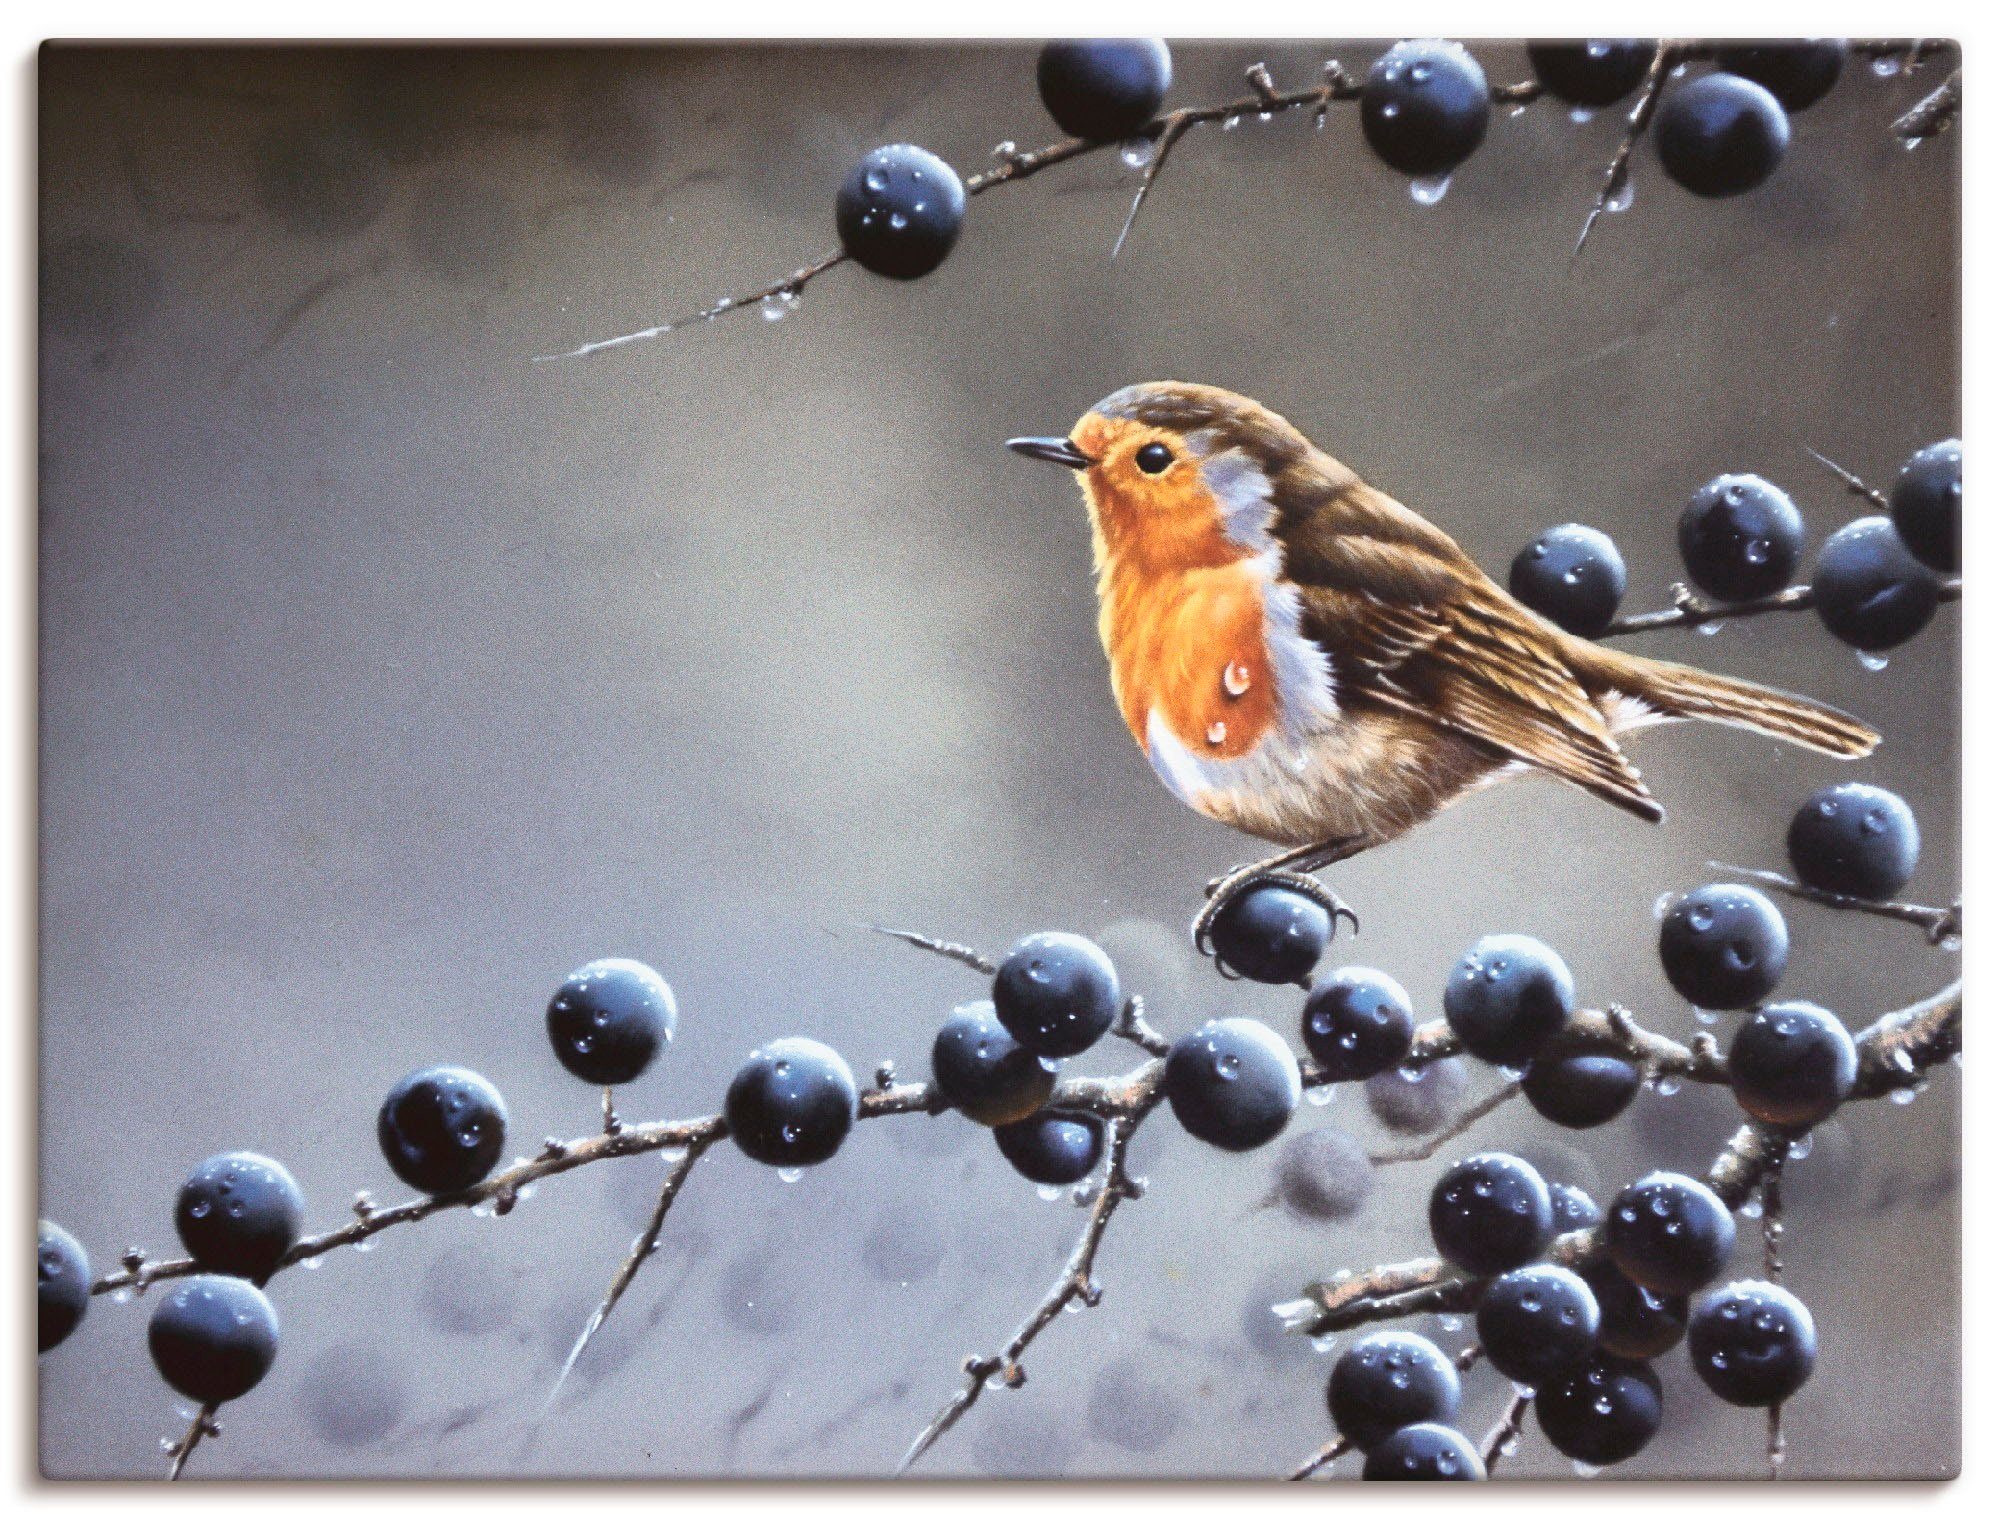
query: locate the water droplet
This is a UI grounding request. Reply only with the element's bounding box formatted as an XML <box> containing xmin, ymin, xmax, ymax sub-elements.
<box><xmin>1206</xmin><ymin>720</ymin><xmax>1228</xmax><ymax>746</ymax></box>
<box><xmin>1436</xmin><ymin>1314</ymin><xmax>1463</xmax><ymax>1332</ymax></box>
<box><xmin>300</xmin><ymin>1255</ymin><xmax>322</xmax><ymax>1270</ymax></box>
<box><xmin>1856</xmin><ymin>650</ymin><xmax>1889</xmax><ymax>672</ymax></box>
<box><xmin>1222</xmin><ymin>660</ymin><xmax>1252</xmax><ymax>697</ymax></box>
<box><xmin>1606</xmin><ymin>180</ymin><xmax>1634</xmax><ymax>214</ymax></box>
<box><xmin>778</xmin><ymin>1166</ymin><xmax>805</xmax><ymax>1183</ymax></box>
<box><xmin>760</xmin><ymin>290</ymin><xmax>802</xmax><ymax>322</ymax></box>
<box><xmin>1409</xmin><ymin>173</ymin><xmax>1451</xmax><ymax>207</ymax></box>
<box><xmin>1739</xmin><ymin>1195</ymin><xmax>1763</xmax><ymax>1219</ymax></box>
<box><xmin>1890</xmin><ymin>1086</ymin><xmax>1918</xmax><ymax>1105</ymax></box>
<box><xmin>887</xmin><ymin>212</ymin><xmax>908</xmax><ymax>231</ymax></box>
<box><xmin>1222</xmin><ymin>114</ymin><xmax>1242</xmax><ymax>131</ymax></box>
<box><xmin>112</xmin><ymin>1288</ymin><xmax>133</xmax><ymax>1304</ymax></box>
<box><xmin>1569</xmin><ymin>106</ymin><xmax>1595</xmax><ymax>125</ymax></box>
<box><xmin>1306</xmin><ymin>1085</ymin><xmax>1336</xmax><ymax>1107</ymax></box>
<box><xmin>1654</xmin><ymin>890</ymin><xmax>1678</xmax><ymax>921</ymax></box>
<box><xmin>1119</xmin><ymin>138</ymin><xmax>1155</xmax><ymax>170</ymax></box>
<box><xmin>1872</xmin><ymin>55</ymin><xmax>1902</xmax><ymax>77</ymax></box>
<box><xmin>188</xmin><ymin>1200</ymin><xmax>210</xmax><ymax>1219</ymax></box>
<box><xmin>1696</xmin><ymin>620</ymin><xmax>1723</xmax><ymax>636</ymax></box>
<box><xmin>1694</xmin><ymin>1008</ymin><xmax>1720</xmax><ymax>1026</ymax></box>
<box><xmin>1787</xmin><ymin>1133</ymin><xmax>1815</xmax><ymax>1160</ymax></box>
<box><xmin>865</xmin><ymin>168</ymin><xmax>888</xmax><ymax>192</ymax></box>
<box><xmin>1653</xmin><ymin>1075</ymin><xmax>1683</xmax><ymax>1097</ymax></box>
<box><xmin>1036</xmin><ymin>1183</ymin><xmax>1064</xmax><ymax>1202</ymax></box>
<box><xmin>1574</xmin><ymin>1459</ymin><xmax>1603</xmax><ymax>1477</ymax></box>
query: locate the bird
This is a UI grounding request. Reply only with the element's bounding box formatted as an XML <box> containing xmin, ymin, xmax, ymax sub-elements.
<box><xmin>1006</xmin><ymin>381</ymin><xmax>1879</xmax><ymax>950</ymax></box>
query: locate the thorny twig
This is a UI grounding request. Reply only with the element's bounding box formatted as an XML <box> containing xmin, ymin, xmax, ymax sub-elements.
<box><xmin>1287</xmin><ymin>1434</ymin><xmax>1352</xmax><ymax>1480</ymax></box>
<box><xmin>1574</xmin><ymin>40</ymin><xmax>1682</xmax><ymax>256</ymax></box>
<box><xmin>1711</xmin><ymin>863</ymin><xmax>1961</xmax><ymax>946</ymax></box>
<box><xmin>1894</xmin><ymin>70</ymin><xmax>1961</xmax><ymax>142</ymax></box>
<box><xmin>164</xmin><ymin>1403</ymin><xmax>219</xmax><ymax>1482</ymax></box>
<box><xmin>1804</xmin><ymin>445</ymin><xmax>1893</xmax><ymax>513</ymax></box>
<box><xmin>1602</xmin><ymin>576</ymin><xmax>1961</xmax><ymax>636</ymax></box>
<box><xmin>1482</xmin><ymin>1387</ymin><xmax>1534</xmax><ymax>1471</ymax></box>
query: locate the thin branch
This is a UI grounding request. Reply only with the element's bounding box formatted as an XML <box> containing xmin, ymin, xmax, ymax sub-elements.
<box><xmin>871</xmin><ymin>925</ymin><xmax>997</xmax><ymax>976</ymax></box>
<box><xmin>1893</xmin><ymin>70</ymin><xmax>1961</xmax><ymax>142</ymax></box>
<box><xmin>1574</xmin><ymin>41</ymin><xmax>1680</xmax><ymax>257</ymax></box>
<box><xmin>1803</xmin><ymin>446</ymin><xmax>1892</xmax><ymax>512</ymax></box>
<box><xmin>1287</xmin><ymin>1434</ymin><xmax>1352</xmax><ymax>1480</ymax></box>
<box><xmin>1483</xmin><ymin>1387</ymin><xmax>1534</xmax><ymax>1470</ymax></box>
<box><xmin>1710</xmin><ymin>863</ymin><xmax>1961</xmax><ymax>946</ymax></box>
<box><xmin>1110</xmin><ymin>993</ymin><xmax>1172</xmax><ymax>1057</ymax></box>
<box><xmin>164</xmin><ymin>1403</ymin><xmax>218</xmax><ymax>1481</ymax></box>
<box><xmin>1602</xmin><ymin>575</ymin><xmax>1961</xmax><ymax>637</ymax></box>
<box><xmin>1368</xmin><ymin>1079</ymin><xmax>1522</xmax><ymax>1165</ymax></box>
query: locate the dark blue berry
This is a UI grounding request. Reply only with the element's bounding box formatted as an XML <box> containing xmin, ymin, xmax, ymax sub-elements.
<box><xmin>1301</xmin><ymin>966</ymin><xmax>1414</xmax><ymax>1079</ymax></box>
<box><xmin>1210</xmin><ymin>884</ymin><xmax>1335</xmax><ymax>985</ymax></box>
<box><xmin>724</xmin><ymin>1037</ymin><xmax>858</xmax><ymax>1168</ymax></box>
<box><xmin>1811</xmin><ymin>516</ymin><xmax>1940</xmax><ymax>651</ymax></box>
<box><xmin>1365</xmin><ymin>1057</ymin><xmax>1470</xmax><ymax>1134</ymax></box>
<box><xmin>1272</xmin><ymin>1126</ymin><xmax>1374</xmax><ymax>1221</ymax></box>
<box><xmin>1727</xmin><ymin>1002</ymin><xmax>1856</xmax><ymax>1128</ymax></box>
<box><xmin>1443</xmin><ymin>934</ymin><xmax>1574</xmax><ymax>1067</ymax></box>
<box><xmin>1654</xmin><ymin>74</ymin><xmax>1790</xmax><ymax>198</ymax></box>
<box><xmin>148</xmin><ymin>1275</ymin><xmax>280</xmax><ymax>1404</ymax></box>
<box><xmin>1786</xmin><ymin>782</ymin><xmax>1920</xmax><ymax>900</ymax></box>
<box><xmin>1477</xmin><ymin>1264</ymin><xmax>1601</xmax><ymax>1385</ymax></box>
<box><xmin>1327</xmin><ymin>1330</ymin><xmax>1462</xmax><ymax>1447</ymax></box>
<box><xmin>1361</xmin><ymin>40</ymin><xmax>1491</xmax><ymax>178</ymax></box>
<box><xmin>1658</xmin><ymin>884</ymin><xmax>1789</xmax><ymax>1010</ymax></box>
<box><xmin>377</xmin><ymin>1066</ymin><xmax>508</xmax><ymax>1195</ymax></box>
<box><xmin>1550</xmin><ymin>1182</ymin><xmax>1603</xmax><ymax>1231</ymax></box>
<box><xmin>545</xmin><ymin>957</ymin><xmax>677</xmax><ymax>1086</ymax></box>
<box><xmin>1535</xmin><ymin>1354</ymin><xmax>1663</xmax><ymax>1465</ymax></box>
<box><xmin>1583</xmin><ymin>1259</ymin><xmax>1688</xmax><ymax>1359</ymax></box>
<box><xmin>932</xmin><ymin>999</ymin><xmax>1056</xmax><ymax>1126</ymax></box>
<box><xmin>38</xmin><ymin>1221</ymin><xmax>88</xmax><ymax>1353</ymax></box>
<box><xmin>1430</xmin><ymin>1152</ymin><xmax>1554</xmax><ymax>1275</ymax></box>
<box><xmin>1510</xmin><ymin>524</ymin><xmax>1627</xmax><ymax>637</ymax></box>
<box><xmin>1688</xmin><ymin>1279</ymin><xmax>1817</xmax><ymax>1406</ymax></box>
<box><xmin>1891</xmin><ymin>438</ymin><xmax>1961</xmax><ymax>572</ymax></box>
<box><xmin>1363</xmin><ymin>1422</ymin><xmax>1485</xmax><ymax>1480</ymax></box>
<box><xmin>1606</xmin><ymin>1172</ymin><xmax>1736</xmax><ymax>1294</ymax></box>
<box><xmin>1526</xmin><ymin>40</ymin><xmax>1654</xmax><ymax>107</ymax></box>
<box><xmin>993</xmin><ymin>1110</ymin><xmax>1104</xmax><ymax>1185</ymax></box>
<box><xmin>1165</xmin><ymin>1017</ymin><xmax>1301</xmax><ymax>1151</ymax></box>
<box><xmin>175</xmin><ymin>1151</ymin><xmax>305</xmax><ymax>1282</ymax></box>
<box><xmin>1522</xmin><ymin>1054</ymin><xmax>1643</xmax><ymax>1129</ymax></box>
<box><xmin>1036</xmin><ymin>40</ymin><xmax>1172</xmax><ymax>141</ymax></box>
<box><xmin>834</xmin><ymin>144</ymin><xmax>965</xmax><ymax>280</ymax></box>
<box><xmin>992</xmin><ymin>931</ymin><xmax>1120</xmax><ymax>1059</ymax></box>
<box><xmin>1677</xmin><ymin>473</ymin><xmax>1804</xmax><ymax>602</ymax></box>
<box><xmin>1715</xmin><ymin>40</ymin><xmax>1846</xmax><ymax>112</ymax></box>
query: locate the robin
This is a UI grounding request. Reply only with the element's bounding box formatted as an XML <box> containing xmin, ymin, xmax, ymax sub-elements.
<box><xmin>1008</xmin><ymin>381</ymin><xmax>1878</xmax><ymax>951</ymax></box>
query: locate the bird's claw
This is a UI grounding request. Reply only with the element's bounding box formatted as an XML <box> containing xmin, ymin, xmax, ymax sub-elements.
<box><xmin>1191</xmin><ymin>863</ymin><xmax>1359</xmax><ymax>957</ymax></box>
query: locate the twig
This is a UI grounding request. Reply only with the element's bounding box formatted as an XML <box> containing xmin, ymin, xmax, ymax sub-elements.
<box><xmin>1368</xmin><ymin>1079</ymin><xmax>1522</xmax><ymax>1165</ymax></box>
<box><xmin>164</xmin><ymin>1403</ymin><xmax>219</xmax><ymax>1480</ymax></box>
<box><xmin>1574</xmin><ymin>41</ymin><xmax>1680</xmax><ymax>257</ymax></box>
<box><xmin>1287</xmin><ymin>1434</ymin><xmax>1352</xmax><ymax>1480</ymax></box>
<box><xmin>1710</xmin><ymin>863</ymin><xmax>1961</xmax><ymax>946</ymax></box>
<box><xmin>871</xmin><ymin>925</ymin><xmax>997</xmax><ymax>976</ymax></box>
<box><xmin>1803</xmin><ymin>446</ymin><xmax>1892</xmax><ymax>512</ymax></box>
<box><xmin>1603</xmin><ymin>576</ymin><xmax>1961</xmax><ymax>636</ymax></box>
<box><xmin>1893</xmin><ymin>70</ymin><xmax>1961</xmax><ymax>142</ymax></box>
<box><xmin>1110</xmin><ymin>993</ymin><xmax>1172</xmax><ymax>1057</ymax></box>
<box><xmin>1762</xmin><ymin>1168</ymin><xmax>1784</xmax><ymax>1282</ymax></box>
<box><xmin>1483</xmin><ymin>1387</ymin><xmax>1534</xmax><ymax>1470</ymax></box>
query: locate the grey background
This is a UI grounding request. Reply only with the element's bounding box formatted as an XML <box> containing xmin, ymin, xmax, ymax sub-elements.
<box><xmin>38</xmin><ymin>41</ymin><xmax>1959</xmax><ymax>1479</ymax></box>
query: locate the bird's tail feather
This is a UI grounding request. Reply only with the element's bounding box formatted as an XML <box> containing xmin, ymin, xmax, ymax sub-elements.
<box><xmin>1579</xmin><ymin>647</ymin><xmax>1879</xmax><ymax>759</ymax></box>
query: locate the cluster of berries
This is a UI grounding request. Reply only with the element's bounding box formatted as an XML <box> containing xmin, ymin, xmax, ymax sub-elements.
<box><xmin>1510</xmin><ymin>438</ymin><xmax>1960</xmax><ymax>647</ymax></box>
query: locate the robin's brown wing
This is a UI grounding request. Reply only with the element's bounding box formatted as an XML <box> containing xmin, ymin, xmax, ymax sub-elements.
<box><xmin>1284</xmin><ymin>478</ymin><xmax>1662</xmax><ymax>822</ymax></box>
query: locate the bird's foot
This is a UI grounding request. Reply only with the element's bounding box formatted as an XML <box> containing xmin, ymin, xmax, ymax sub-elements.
<box><xmin>1191</xmin><ymin>860</ymin><xmax>1359</xmax><ymax>962</ymax></box>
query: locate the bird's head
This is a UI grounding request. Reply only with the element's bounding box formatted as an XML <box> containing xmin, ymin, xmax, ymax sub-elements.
<box><xmin>1007</xmin><ymin>382</ymin><xmax>1320</xmax><ymax>571</ymax></box>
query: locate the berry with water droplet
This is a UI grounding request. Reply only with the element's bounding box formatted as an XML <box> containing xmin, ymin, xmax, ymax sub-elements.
<box><xmin>1165</xmin><ymin>1017</ymin><xmax>1301</xmax><ymax>1151</ymax></box>
<box><xmin>148</xmin><ymin>1275</ymin><xmax>280</xmax><ymax>1404</ymax></box>
<box><xmin>1657</xmin><ymin>883</ymin><xmax>1789</xmax><ymax>1009</ymax></box>
<box><xmin>1429</xmin><ymin>1152</ymin><xmax>1554</xmax><ymax>1275</ymax></box>
<box><xmin>1301</xmin><ymin>966</ymin><xmax>1414</xmax><ymax>1079</ymax></box>
<box><xmin>1786</xmin><ymin>781</ymin><xmax>1920</xmax><ymax>900</ymax></box>
<box><xmin>1890</xmin><ymin>438</ymin><xmax>1960</xmax><ymax>572</ymax></box>
<box><xmin>1535</xmin><ymin>1354</ymin><xmax>1663</xmax><ymax>1465</ymax></box>
<box><xmin>1210</xmin><ymin>884</ymin><xmax>1335</xmax><ymax>984</ymax></box>
<box><xmin>992</xmin><ymin>931</ymin><xmax>1120</xmax><ymax>1058</ymax></box>
<box><xmin>1272</xmin><ymin>1126</ymin><xmax>1374</xmax><ymax>1221</ymax></box>
<box><xmin>175</xmin><ymin>1152</ymin><xmax>305</xmax><ymax>1282</ymax></box>
<box><xmin>1443</xmin><ymin>933</ymin><xmax>1575</xmax><ymax>1067</ymax></box>
<box><xmin>834</xmin><ymin>144</ymin><xmax>965</xmax><ymax>279</ymax></box>
<box><xmin>1677</xmin><ymin>473</ymin><xmax>1804</xmax><ymax>601</ymax></box>
<box><xmin>1521</xmin><ymin>1053</ymin><xmax>1643</xmax><ymax>1129</ymax></box>
<box><xmin>1477</xmin><ymin>1264</ymin><xmax>1602</xmax><ymax>1385</ymax></box>
<box><xmin>546</xmin><ymin>957</ymin><xmax>677</xmax><ymax>1086</ymax></box>
<box><xmin>377</xmin><ymin>1066</ymin><xmax>508</xmax><ymax>1195</ymax></box>
<box><xmin>725</xmin><ymin>1037</ymin><xmax>858</xmax><ymax>1168</ymax></box>
<box><xmin>1655</xmin><ymin>74</ymin><xmax>1790</xmax><ymax>197</ymax></box>
<box><xmin>1715</xmin><ymin>40</ymin><xmax>1847</xmax><ymax>112</ymax></box>
<box><xmin>1509</xmin><ymin>523</ymin><xmax>1627</xmax><ymax>637</ymax></box>
<box><xmin>38</xmin><ymin>1221</ymin><xmax>89</xmax><ymax>1353</ymax></box>
<box><xmin>1582</xmin><ymin>1259</ymin><xmax>1688</xmax><ymax>1359</ymax></box>
<box><xmin>1687</xmin><ymin>1279</ymin><xmax>1817</xmax><ymax>1405</ymax></box>
<box><xmin>1328</xmin><ymin>1330</ymin><xmax>1461</xmax><ymax>1448</ymax></box>
<box><xmin>993</xmin><ymin>1110</ymin><xmax>1104</xmax><ymax>1185</ymax></box>
<box><xmin>1727</xmin><ymin>1001</ymin><xmax>1856</xmax><ymax>1127</ymax></box>
<box><xmin>1606</xmin><ymin>1171</ymin><xmax>1735</xmax><ymax>1294</ymax></box>
<box><xmin>1036</xmin><ymin>40</ymin><xmax>1172</xmax><ymax>141</ymax></box>
<box><xmin>931</xmin><ymin>1000</ymin><xmax>1056</xmax><ymax>1127</ymax></box>
<box><xmin>1526</xmin><ymin>40</ymin><xmax>1654</xmax><ymax>106</ymax></box>
<box><xmin>1362</xmin><ymin>1421</ymin><xmax>1486</xmax><ymax>1479</ymax></box>
<box><xmin>1550</xmin><ymin>1182</ymin><xmax>1603</xmax><ymax>1230</ymax></box>
<box><xmin>1361</xmin><ymin>40</ymin><xmax>1490</xmax><ymax>178</ymax></box>
<box><xmin>1811</xmin><ymin>516</ymin><xmax>1940</xmax><ymax>651</ymax></box>
<box><xmin>1365</xmin><ymin>1056</ymin><xmax>1471</xmax><ymax>1134</ymax></box>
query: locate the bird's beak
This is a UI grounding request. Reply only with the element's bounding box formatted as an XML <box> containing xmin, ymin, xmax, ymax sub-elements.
<box><xmin>1006</xmin><ymin>435</ymin><xmax>1093</xmax><ymax>471</ymax></box>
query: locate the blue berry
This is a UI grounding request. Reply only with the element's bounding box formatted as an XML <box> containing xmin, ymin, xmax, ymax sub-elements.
<box><xmin>1534</xmin><ymin>1354</ymin><xmax>1663</xmax><ymax>1465</ymax></box>
<box><xmin>724</xmin><ymin>1037</ymin><xmax>858</xmax><ymax>1168</ymax></box>
<box><xmin>1365</xmin><ymin>1056</ymin><xmax>1470</xmax><ymax>1134</ymax></box>
<box><xmin>1786</xmin><ymin>782</ymin><xmax>1920</xmax><ymax>900</ymax></box>
<box><xmin>545</xmin><ymin>957</ymin><xmax>676</xmax><ymax>1086</ymax></box>
<box><xmin>1688</xmin><ymin>1280</ymin><xmax>1817</xmax><ymax>1406</ymax></box>
<box><xmin>1301</xmin><ymin>966</ymin><xmax>1414</xmax><ymax>1079</ymax></box>
<box><xmin>992</xmin><ymin>931</ymin><xmax>1120</xmax><ymax>1058</ymax></box>
<box><xmin>38</xmin><ymin>1221</ymin><xmax>89</xmax><ymax>1353</ymax></box>
<box><xmin>1036</xmin><ymin>40</ymin><xmax>1172</xmax><ymax>141</ymax></box>
<box><xmin>148</xmin><ymin>1274</ymin><xmax>280</xmax><ymax>1404</ymax></box>
<box><xmin>1327</xmin><ymin>1330</ymin><xmax>1462</xmax><ymax>1447</ymax></box>
<box><xmin>1477</xmin><ymin>1264</ymin><xmax>1602</xmax><ymax>1385</ymax></box>
<box><xmin>1210</xmin><ymin>884</ymin><xmax>1334</xmax><ymax>984</ymax></box>
<box><xmin>1165</xmin><ymin>1017</ymin><xmax>1301</xmax><ymax>1151</ymax></box>
<box><xmin>1811</xmin><ymin>516</ymin><xmax>1940</xmax><ymax>651</ymax></box>
<box><xmin>993</xmin><ymin>1110</ymin><xmax>1104</xmax><ymax>1185</ymax></box>
<box><xmin>1272</xmin><ymin>1126</ymin><xmax>1374</xmax><ymax>1222</ymax></box>
<box><xmin>1891</xmin><ymin>438</ymin><xmax>1961</xmax><ymax>572</ymax></box>
<box><xmin>1657</xmin><ymin>884</ymin><xmax>1789</xmax><ymax>1010</ymax></box>
<box><xmin>1526</xmin><ymin>40</ymin><xmax>1654</xmax><ymax>107</ymax></box>
<box><xmin>1654</xmin><ymin>74</ymin><xmax>1790</xmax><ymax>198</ymax></box>
<box><xmin>1583</xmin><ymin>1259</ymin><xmax>1687</xmax><ymax>1359</ymax></box>
<box><xmin>1677</xmin><ymin>473</ymin><xmax>1804</xmax><ymax>602</ymax></box>
<box><xmin>1442</xmin><ymin>934</ymin><xmax>1574</xmax><ymax>1067</ymax></box>
<box><xmin>175</xmin><ymin>1151</ymin><xmax>305</xmax><ymax>1282</ymax></box>
<box><xmin>834</xmin><ymin>144</ymin><xmax>965</xmax><ymax>280</ymax></box>
<box><xmin>932</xmin><ymin>999</ymin><xmax>1057</xmax><ymax>1126</ymax></box>
<box><xmin>1510</xmin><ymin>524</ymin><xmax>1627</xmax><ymax>637</ymax></box>
<box><xmin>1521</xmin><ymin>1053</ymin><xmax>1643</xmax><ymax>1129</ymax></box>
<box><xmin>1715</xmin><ymin>41</ymin><xmax>1846</xmax><ymax>112</ymax></box>
<box><xmin>1363</xmin><ymin>1422</ymin><xmax>1485</xmax><ymax>1480</ymax></box>
<box><xmin>377</xmin><ymin>1066</ymin><xmax>508</xmax><ymax>1195</ymax></box>
<box><xmin>1727</xmin><ymin>1002</ymin><xmax>1856</xmax><ymax>1128</ymax></box>
<box><xmin>1429</xmin><ymin>1152</ymin><xmax>1554</xmax><ymax>1275</ymax></box>
<box><xmin>1550</xmin><ymin>1182</ymin><xmax>1603</xmax><ymax>1231</ymax></box>
<box><xmin>1606</xmin><ymin>1171</ymin><xmax>1736</xmax><ymax>1294</ymax></box>
<box><xmin>1361</xmin><ymin>40</ymin><xmax>1491</xmax><ymax>178</ymax></box>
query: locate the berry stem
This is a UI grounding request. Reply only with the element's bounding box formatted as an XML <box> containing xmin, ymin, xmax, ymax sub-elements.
<box><xmin>1603</xmin><ymin>575</ymin><xmax>1961</xmax><ymax>636</ymax></box>
<box><xmin>1286</xmin><ymin>1433</ymin><xmax>1353</xmax><ymax>1480</ymax></box>
<box><xmin>164</xmin><ymin>1402</ymin><xmax>219</xmax><ymax>1481</ymax></box>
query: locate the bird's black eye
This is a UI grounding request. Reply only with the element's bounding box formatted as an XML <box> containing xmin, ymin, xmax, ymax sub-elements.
<box><xmin>1136</xmin><ymin>442</ymin><xmax>1174</xmax><ymax>474</ymax></box>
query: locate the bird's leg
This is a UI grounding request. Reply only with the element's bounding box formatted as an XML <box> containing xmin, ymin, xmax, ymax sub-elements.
<box><xmin>1191</xmin><ymin>836</ymin><xmax>1366</xmax><ymax>957</ymax></box>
